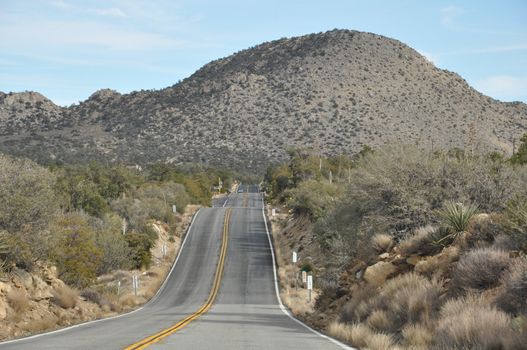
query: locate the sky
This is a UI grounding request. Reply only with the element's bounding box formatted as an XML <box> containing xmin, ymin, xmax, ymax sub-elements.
<box><xmin>0</xmin><ymin>0</ymin><xmax>526</xmax><ymax>106</ymax></box>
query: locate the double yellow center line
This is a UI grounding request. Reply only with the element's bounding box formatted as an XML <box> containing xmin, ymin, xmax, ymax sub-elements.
<box><xmin>125</xmin><ymin>208</ymin><xmax>232</xmax><ymax>349</ymax></box>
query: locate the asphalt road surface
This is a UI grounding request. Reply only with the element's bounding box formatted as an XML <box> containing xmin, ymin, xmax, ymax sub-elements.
<box><xmin>0</xmin><ymin>185</ymin><xmax>350</xmax><ymax>350</ymax></box>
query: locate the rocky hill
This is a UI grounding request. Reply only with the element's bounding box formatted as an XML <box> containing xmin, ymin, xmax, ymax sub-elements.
<box><xmin>1</xmin><ymin>29</ymin><xmax>526</xmax><ymax>172</ymax></box>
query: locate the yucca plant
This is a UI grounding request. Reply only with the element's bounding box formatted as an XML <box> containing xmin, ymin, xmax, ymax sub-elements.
<box><xmin>436</xmin><ymin>202</ymin><xmax>478</xmax><ymax>244</ymax></box>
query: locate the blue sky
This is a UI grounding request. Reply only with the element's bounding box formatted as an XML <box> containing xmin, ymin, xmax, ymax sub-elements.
<box><xmin>0</xmin><ymin>0</ymin><xmax>526</xmax><ymax>105</ymax></box>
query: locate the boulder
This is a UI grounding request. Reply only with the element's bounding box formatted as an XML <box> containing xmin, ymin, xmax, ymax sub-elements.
<box><xmin>0</xmin><ymin>296</ymin><xmax>7</xmax><ymax>320</ymax></box>
<box><xmin>30</xmin><ymin>276</ymin><xmax>53</xmax><ymax>301</ymax></box>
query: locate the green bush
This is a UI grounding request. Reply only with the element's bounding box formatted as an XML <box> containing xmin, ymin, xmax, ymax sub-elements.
<box><xmin>95</xmin><ymin>214</ymin><xmax>133</xmax><ymax>274</ymax></box>
<box><xmin>51</xmin><ymin>213</ymin><xmax>102</xmax><ymax>288</ymax></box>
<box><xmin>315</xmin><ymin>145</ymin><xmax>527</xmax><ymax>264</ymax></box>
<box><xmin>285</xmin><ymin>180</ymin><xmax>338</xmax><ymax>219</ymax></box>
<box><xmin>0</xmin><ymin>154</ymin><xmax>58</xmax><ymax>232</ymax></box>
<box><xmin>125</xmin><ymin>232</ymin><xmax>154</xmax><ymax>269</ymax></box>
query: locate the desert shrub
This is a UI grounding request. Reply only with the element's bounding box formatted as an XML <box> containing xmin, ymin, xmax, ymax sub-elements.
<box><xmin>22</xmin><ymin>316</ymin><xmax>57</xmax><ymax>333</ymax></box>
<box><xmin>315</xmin><ymin>146</ymin><xmax>527</xmax><ymax>263</ymax></box>
<box><xmin>342</xmin><ymin>272</ymin><xmax>443</xmax><ymax>333</ymax></box>
<box><xmin>451</xmin><ymin>247</ymin><xmax>510</xmax><ymax>293</ymax></box>
<box><xmin>0</xmin><ymin>154</ymin><xmax>58</xmax><ymax>232</ymax></box>
<box><xmin>327</xmin><ymin>322</ymin><xmax>395</xmax><ymax>350</ymax></box>
<box><xmin>401</xmin><ymin>324</ymin><xmax>434</xmax><ymax>347</ymax></box>
<box><xmin>265</xmin><ymin>163</ymin><xmax>293</xmax><ymax>198</ymax></box>
<box><xmin>341</xmin><ymin>285</ymin><xmax>377</xmax><ymax>323</ymax></box>
<box><xmin>464</xmin><ymin>213</ymin><xmax>502</xmax><ymax>248</ymax></box>
<box><xmin>376</xmin><ymin>272</ymin><xmax>443</xmax><ymax>330</ymax></box>
<box><xmin>285</xmin><ymin>179</ymin><xmax>338</xmax><ymax>220</ymax></box>
<box><xmin>436</xmin><ymin>295</ymin><xmax>514</xmax><ymax>349</ymax></box>
<box><xmin>7</xmin><ymin>289</ymin><xmax>29</xmax><ymax>313</ymax></box>
<box><xmin>51</xmin><ymin>213</ymin><xmax>102</xmax><ymax>288</ymax></box>
<box><xmin>53</xmin><ymin>162</ymin><xmax>141</xmax><ymax>217</ymax></box>
<box><xmin>366</xmin><ymin>309</ymin><xmax>391</xmax><ymax>331</ymax></box>
<box><xmin>125</xmin><ymin>232</ymin><xmax>154</xmax><ymax>269</ymax></box>
<box><xmin>143</xmin><ymin>182</ymin><xmax>190</xmax><ymax>215</ymax></box>
<box><xmin>496</xmin><ymin>257</ymin><xmax>527</xmax><ymax>315</ymax></box>
<box><xmin>399</xmin><ymin>226</ymin><xmax>442</xmax><ymax>256</ymax></box>
<box><xmin>502</xmin><ymin>198</ymin><xmax>527</xmax><ymax>252</ymax></box>
<box><xmin>110</xmin><ymin>197</ymin><xmax>149</xmax><ymax>232</ymax></box>
<box><xmin>52</xmin><ymin>285</ymin><xmax>78</xmax><ymax>309</ymax></box>
<box><xmin>80</xmin><ymin>289</ymin><xmax>102</xmax><ymax>305</ymax></box>
<box><xmin>510</xmin><ymin>133</ymin><xmax>527</xmax><ymax>165</ymax></box>
<box><xmin>299</xmin><ymin>261</ymin><xmax>314</xmax><ymax>272</ymax></box>
<box><xmin>94</xmin><ymin>214</ymin><xmax>133</xmax><ymax>275</ymax></box>
<box><xmin>371</xmin><ymin>233</ymin><xmax>393</xmax><ymax>253</ymax></box>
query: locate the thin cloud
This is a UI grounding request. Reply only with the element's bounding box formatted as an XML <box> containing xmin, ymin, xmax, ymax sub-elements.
<box><xmin>0</xmin><ymin>17</ymin><xmax>181</xmax><ymax>51</ymax></box>
<box><xmin>50</xmin><ymin>1</ymin><xmax>127</xmax><ymax>18</ymax></box>
<box><xmin>475</xmin><ymin>75</ymin><xmax>527</xmax><ymax>102</ymax></box>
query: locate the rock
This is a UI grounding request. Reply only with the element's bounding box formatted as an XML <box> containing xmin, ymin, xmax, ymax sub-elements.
<box><xmin>0</xmin><ymin>296</ymin><xmax>7</xmax><ymax>320</ymax></box>
<box><xmin>12</xmin><ymin>268</ymin><xmax>32</xmax><ymax>289</ymax></box>
<box><xmin>364</xmin><ymin>261</ymin><xmax>397</xmax><ymax>286</ymax></box>
<box><xmin>43</xmin><ymin>266</ymin><xmax>58</xmax><ymax>283</ymax></box>
<box><xmin>379</xmin><ymin>253</ymin><xmax>390</xmax><ymax>260</ymax></box>
<box><xmin>0</xmin><ymin>281</ymin><xmax>11</xmax><ymax>296</ymax></box>
<box><xmin>30</xmin><ymin>276</ymin><xmax>53</xmax><ymax>301</ymax></box>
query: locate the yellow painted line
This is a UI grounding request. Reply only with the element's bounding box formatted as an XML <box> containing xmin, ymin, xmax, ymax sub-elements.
<box><xmin>124</xmin><ymin>208</ymin><xmax>232</xmax><ymax>350</ymax></box>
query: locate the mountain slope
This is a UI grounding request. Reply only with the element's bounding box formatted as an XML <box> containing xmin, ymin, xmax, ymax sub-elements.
<box><xmin>1</xmin><ymin>29</ymin><xmax>526</xmax><ymax>172</ymax></box>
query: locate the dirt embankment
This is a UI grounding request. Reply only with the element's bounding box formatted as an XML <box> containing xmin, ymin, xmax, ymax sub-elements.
<box><xmin>267</xmin><ymin>204</ymin><xmax>328</xmax><ymax>327</ymax></box>
<box><xmin>0</xmin><ymin>205</ymin><xmax>200</xmax><ymax>341</ymax></box>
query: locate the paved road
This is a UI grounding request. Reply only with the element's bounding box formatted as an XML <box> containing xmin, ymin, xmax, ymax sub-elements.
<box><xmin>0</xmin><ymin>185</ymin><xmax>349</xmax><ymax>350</ymax></box>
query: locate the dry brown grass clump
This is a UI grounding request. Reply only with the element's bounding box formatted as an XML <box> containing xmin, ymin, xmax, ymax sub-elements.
<box><xmin>22</xmin><ymin>316</ymin><xmax>57</xmax><ymax>333</ymax></box>
<box><xmin>401</xmin><ymin>323</ymin><xmax>434</xmax><ymax>348</ymax></box>
<box><xmin>371</xmin><ymin>233</ymin><xmax>393</xmax><ymax>254</ymax></box>
<box><xmin>496</xmin><ymin>257</ymin><xmax>527</xmax><ymax>315</ymax></box>
<box><xmin>399</xmin><ymin>226</ymin><xmax>441</xmax><ymax>256</ymax></box>
<box><xmin>52</xmin><ymin>285</ymin><xmax>78</xmax><ymax>309</ymax></box>
<box><xmin>435</xmin><ymin>294</ymin><xmax>515</xmax><ymax>349</ymax></box>
<box><xmin>366</xmin><ymin>309</ymin><xmax>390</xmax><ymax>331</ymax></box>
<box><xmin>451</xmin><ymin>247</ymin><xmax>510</xmax><ymax>293</ymax></box>
<box><xmin>7</xmin><ymin>289</ymin><xmax>29</xmax><ymax>314</ymax></box>
<box><xmin>327</xmin><ymin>322</ymin><xmax>396</xmax><ymax>350</ymax></box>
<box><xmin>378</xmin><ymin>272</ymin><xmax>443</xmax><ymax>328</ymax></box>
<box><xmin>342</xmin><ymin>272</ymin><xmax>443</xmax><ymax>335</ymax></box>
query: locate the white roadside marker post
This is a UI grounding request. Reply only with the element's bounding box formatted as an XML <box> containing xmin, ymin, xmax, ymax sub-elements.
<box><xmin>302</xmin><ymin>270</ymin><xmax>307</xmax><ymax>288</ymax></box>
<box><xmin>132</xmin><ymin>275</ymin><xmax>139</xmax><ymax>297</ymax></box>
<box><xmin>292</xmin><ymin>251</ymin><xmax>298</xmax><ymax>290</ymax></box>
<box><xmin>172</xmin><ymin>204</ymin><xmax>177</xmax><ymax>214</ymax></box>
<box><xmin>307</xmin><ymin>275</ymin><xmax>313</xmax><ymax>302</ymax></box>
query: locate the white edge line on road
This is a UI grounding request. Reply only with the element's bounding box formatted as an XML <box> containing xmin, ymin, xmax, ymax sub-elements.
<box><xmin>222</xmin><ymin>193</ymin><xmax>230</xmax><ymax>208</ymax></box>
<box><xmin>0</xmin><ymin>209</ymin><xmax>203</xmax><ymax>346</ymax></box>
<box><xmin>260</xmin><ymin>193</ymin><xmax>355</xmax><ymax>350</ymax></box>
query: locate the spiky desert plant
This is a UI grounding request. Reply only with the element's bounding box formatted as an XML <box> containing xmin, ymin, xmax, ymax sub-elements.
<box><xmin>437</xmin><ymin>202</ymin><xmax>478</xmax><ymax>244</ymax></box>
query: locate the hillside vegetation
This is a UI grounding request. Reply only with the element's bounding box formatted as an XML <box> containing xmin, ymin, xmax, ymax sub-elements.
<box><xmin>1</xmin><ymin>29</ymin><xmax>526</xmax><ymax>172</ymax></box>
<box><xmin>265</xmin><ymin>138</ymin><xmax>527</xmax><ymax>349</ymax></box>
<box><xmin>0</xmin><ymin>154</ymin><xmax>235</xmax><ymax>339</ymax></box>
